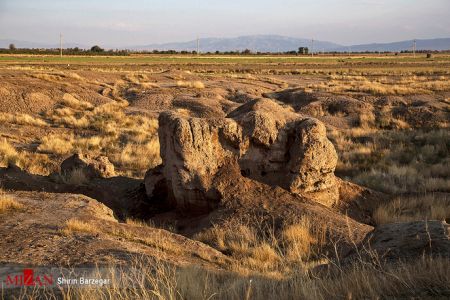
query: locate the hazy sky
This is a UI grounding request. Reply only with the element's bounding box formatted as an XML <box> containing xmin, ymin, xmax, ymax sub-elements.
<box><xmin>1</xmin><ymin>0</ymin><xmax>449</xmax><ymax>46</ymax></box>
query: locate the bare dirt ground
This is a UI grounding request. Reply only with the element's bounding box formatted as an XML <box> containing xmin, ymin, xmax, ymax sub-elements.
<box><xmin>0</xmin><ymin>54</ymin><xmax>449</xmax><ymax>299</ymax></box>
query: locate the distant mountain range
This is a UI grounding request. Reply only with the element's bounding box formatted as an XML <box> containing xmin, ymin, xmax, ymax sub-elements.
<box><xmin>1</xmin><ymin>35</ymin><xmax>450</xmax><ymax>52</ymax></box>
<box><xmin>130</xmin><ymin>35</ymin><xmax>341</xmax><ymax>52</ymax></box>
<box><xmin>334</xmin><ymin>38</ymin><xmax>450</xmax><ymax>52</ymax></box>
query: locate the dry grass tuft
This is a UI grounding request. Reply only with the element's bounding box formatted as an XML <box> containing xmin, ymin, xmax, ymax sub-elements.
<box><xmin>19</xmin><ymin>152</ymin><xmax>56</xmax><ymax>175</ymax></box>
<box><xmin>60</xmin><ymin>93</ymin><xmax>94</xmax><ymax>110</ymax></box>
<box><xmin>0</xmin><ymin>139</ymin><xmax>20</xmax><ymax>167</ymax></box>
<box><xmin>62</xmin><ymin>219</ymin><xmax>99</xmax><ymax>235</ymax></box>
<box><xmin>31</xmin><ymin>71</ymin><xmax>84</xmax><ymax>82</ymax></box>
<box><xmin>0</xmin><ymin>112</ymin><xmax>48</xmax><ymax>127</ymax></box>
<box><xmin>282</xmin><ymin>216</ymin><xmax>325</xmax><ymax>261</ymax></box>
<box><xmin>140</xmin><ymin>82</ymin><xmax>160</xmax><ymax>89</ymax></box>
<box><xmin>110</xmin><ymin>139</ymin><xmax>160</xmax><ymax>171</ymax></box>
<box><xmin>0</xmin><ymin>192</ymin><xmax>24</xmax><ymax>213</ymax></box>
<box><xmin>125</xmin><ymin>218</ymin><xmax>155</xmax><ymax>227</ymax></box>
<box><xmin>38</xmin><ymin>134</ymin><xmax>74</xmax><ymax>155</ymax></box>
<box><xmin>357</xmin><ymin>111</ymin><xmax>376</xmax><ymax>128</ymax></box>
<box><xmin>177</xmin><ymin>80</ymin><xmax>205</xmax><ymax>89</ymax></box>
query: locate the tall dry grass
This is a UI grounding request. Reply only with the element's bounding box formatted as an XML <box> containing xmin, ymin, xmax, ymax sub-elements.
<box><xmin>329</xmin><ymin>128</ymin><xmax>449</xmax><ymax>194</ymax></box>
<box><xmin>8</xmin><ymin>255</ymin><xmax>450</xmax><ymax>300</ymax></box>
<box><xmin>195</xmin><ymin>216</ymin><xmax>327</xmax><ymax>276</ymax></box>
<box><xmin>374</xmin><ymin>194</ymin><xmax>450</xmax><ymax>224</ymax></box>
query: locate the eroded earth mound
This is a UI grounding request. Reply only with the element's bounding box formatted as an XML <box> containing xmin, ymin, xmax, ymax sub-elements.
<box><xmin>145</xmin><ymin>98</ymin><xmax>339</xmax><ymax>212</ymax></box>
<box><xmin>0</xmin><ymin>191</ymin><xmax>228</xmax><ymax>268</ymax></box>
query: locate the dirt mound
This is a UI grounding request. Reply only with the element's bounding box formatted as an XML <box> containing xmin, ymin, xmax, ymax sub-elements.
<box><xmin>385</xmin><ymin>95</ymin><xmax>449</xmax><ymax>128</ymax></box>
<box><xmin>195</xmin><ymin>163</ymin><xmax>373</xmax><ymax>254</ymax></box>
<box><xmin>0</xmin><ymin>70</ymin><xmax>110</xmax><ymax>115</ymax></box>
<box><xmin>334</xmin><ymin>178</ymin><xmax>387</xmax><ymax>225</ymax></box>
<box><xmin>130</xmin><ymin>89</ymin><xmax>240</xmax><ymax>118</ymax></box>
<box><xmin>268</xmin><ymin>89</ymin><xmax>374</xmax><ymax>128</ymax></box>
<box><xmin>0</xmin><ymin>81</ymin><xmax>57</xmax><ymax>114</ymax></box>
<box><xmin>0</xmin><ymin>190</ymin><xmax>229</xmax><ymax>268</ymax></box>
<box><xmin>61</xmin><ymin>153</ymin><xmax>116</xmax><ymax>179</ymax></box>
<box><xmin>269</xmin><ymin>89</ymin><xmax>449</xmax><ymax>129</ymax></box>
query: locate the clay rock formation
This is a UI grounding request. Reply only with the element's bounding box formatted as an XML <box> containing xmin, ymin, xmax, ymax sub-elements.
<box><xmin>61</xmin><ymin>153</ymin><xmax>115</xmax><ymax>179</ymax></box>
<box><xmin>229</xmin><ymin>100</ymin><xmax>337</xmax><ymax>194</ymax></box>
<box><xmin>145</xmin><ymin>99</ymin><xmax>338</xmax><ymax>212</ymax></box>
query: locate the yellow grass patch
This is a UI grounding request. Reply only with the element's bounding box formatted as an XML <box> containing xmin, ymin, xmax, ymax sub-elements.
<box><xmin>38</xmin><ymin>134</ymin><xmax>74</xmax><ymax>155</ymax></box>
<box><xmin>62</xmin><ymin>219</ymin><xmax>99</xmax><ymax>235</ymax></box>
<box><xmin>177</xmin><ymin>80</ymin><xmax>205</xmax><ymax>89</ymax></box>
<box><xmin>0</xmin><ymin>193</ymin><xmax>24</xmax><ymax>213</ymax></box>
<box><xmin>0</xmin><ymin>139</ymin><xmax>20</xmax><ymax>167</ymax></box>
<box><xmin>309</xmin><ymin>75</ymin><xmax>450</xmax><ymax>95</ymax></box>
<box><xmin>0</xmin><ymin>112</ymin><xmax>48</xmax><ymax>127</ymax></box>
<box><xmin>60</xmin><ymin>93</ymin><xmax>94</xmax><ymax>110</ymax></box>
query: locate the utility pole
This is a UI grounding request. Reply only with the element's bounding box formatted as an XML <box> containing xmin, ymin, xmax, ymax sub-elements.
<box><xmin>60</xmin><ymin>33</ymin><xmax>63</xmax><ymax>57</ymax></box>
<box><xmin>413</xmin><ymin>39</ymin><xmax>416</xmax><ymax>58</ymax></box>
<box><xmin>197</xmin><ymin>36</ymin><xmax>200</xmax><ymax>56</ymax></box>
<box><xmin>311</xmin><ymin>38</ymin><xmax>314</xmax><ymax>57</ymax></box>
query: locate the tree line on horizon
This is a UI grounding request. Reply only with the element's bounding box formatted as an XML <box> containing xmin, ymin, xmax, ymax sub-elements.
<box><xmin>1</xmin><ymin>43</ymin><xmax>447</xmax><ymax>56</ymax></box>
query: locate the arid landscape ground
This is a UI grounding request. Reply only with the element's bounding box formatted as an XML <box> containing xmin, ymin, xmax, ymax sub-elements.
<box><xmin>0</xmin><ymin>53</ymin><xmax>449</xmax><ymax>299</ymax></box>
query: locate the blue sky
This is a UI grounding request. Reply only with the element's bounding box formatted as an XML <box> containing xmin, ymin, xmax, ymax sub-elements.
<box><xmin>0</xmin><ymin>0</ymin><xmax>449</xmax><ymax>46</ymax></box>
